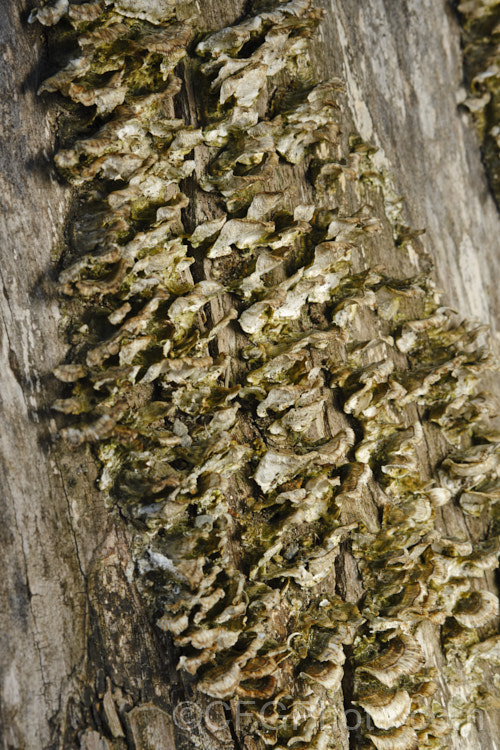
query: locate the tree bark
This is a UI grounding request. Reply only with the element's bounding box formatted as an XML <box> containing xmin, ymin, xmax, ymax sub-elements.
<box><xmin>1</xmin><ymin>1</ymin><xmax>500</xmax><ymax>750</ymax></box>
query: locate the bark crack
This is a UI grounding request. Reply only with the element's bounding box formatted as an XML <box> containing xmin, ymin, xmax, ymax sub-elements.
<box><xmin>54</xmin><ymin>454</ymin><xmax>88</xmax><ymax>585</ymax></box>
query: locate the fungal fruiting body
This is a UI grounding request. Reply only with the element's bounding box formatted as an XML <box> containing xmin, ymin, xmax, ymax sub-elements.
<box><xmin>458</xmin><ymin>0</ymin><xmax>500</xmax><ymax>206</ymax></box>
<box><xmin>32</xmin><ymin>0</ymin><xmax>500</xmax><ymax>747</ymax></box>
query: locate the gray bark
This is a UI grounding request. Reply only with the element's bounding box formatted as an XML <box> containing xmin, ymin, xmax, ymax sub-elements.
<box><xmin>320</xmin><ymin>0</ymin><xmax>500</xmax><ymax>337</ymax></box>
<box><xmin>1</xmin><ymin>1</ymin><xmax>499</xmax><ymax>749</ymax></box>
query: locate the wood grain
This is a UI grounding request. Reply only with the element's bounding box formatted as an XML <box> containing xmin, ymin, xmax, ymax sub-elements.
<box><xmin>1</xmin><ymin>1</ymin><xmax>500</xmax><ymax>748</ymax></box>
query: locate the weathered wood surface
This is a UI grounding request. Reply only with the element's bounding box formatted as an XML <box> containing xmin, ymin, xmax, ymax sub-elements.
<box><xmin>1</xmin><ymin>1</ymin><xmax>500</xmax><ymax>749</ymax></box>
<box><xmin>0</xmin><ymin>2</ymin><xmax>89</xmax><ymax>747</ymax></box>
<box><xmin>321</xmin><ymin>0</ymin><xmax>500</xmax><ymax>338</ymax></box>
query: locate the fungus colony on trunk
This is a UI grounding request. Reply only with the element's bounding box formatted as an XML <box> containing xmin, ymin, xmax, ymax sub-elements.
<box><xmin>32</xmin><ymin>0</ymin><xmax>500</xmax><ymax>748</ymax></box>
<box><xmin>458</xmin><ymin>0</ymin><xmax>500</xmax><ymax>207</ymax></box>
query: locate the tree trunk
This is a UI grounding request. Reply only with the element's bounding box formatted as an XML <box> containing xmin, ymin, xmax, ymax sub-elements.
<box><xmin>1</xmin><ymin>1</ymin><xmax>500</xmax><ymax>750</ymax></box>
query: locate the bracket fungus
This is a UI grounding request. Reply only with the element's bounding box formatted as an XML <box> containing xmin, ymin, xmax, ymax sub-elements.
<box><xmin>33</xmin><ymin>0</ymin><xmax>500</xmax><ymax>747</ymax></box>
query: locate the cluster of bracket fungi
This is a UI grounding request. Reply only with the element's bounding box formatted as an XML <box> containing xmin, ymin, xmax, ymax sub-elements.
<box><xmin>458</xmin><ymin>0</ymin><xmax>500</xmax><ymax>205</ymax></box>
<box><xmin>32</xmin><ymin>0</ymin><xmax>500</xmax><ymax>748</ymax></box>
